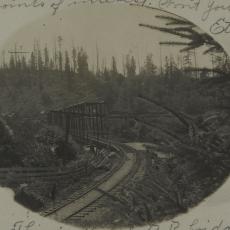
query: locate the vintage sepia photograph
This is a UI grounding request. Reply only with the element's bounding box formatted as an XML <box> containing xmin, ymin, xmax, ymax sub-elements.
<box><xmin>0</xmin><ymin>4</ymin><xmax>229</xmax><ymax>228</ymax></box>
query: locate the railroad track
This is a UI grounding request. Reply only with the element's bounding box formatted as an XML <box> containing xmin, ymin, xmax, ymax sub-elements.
<box><xmin>65</xmin><ymin>144</ymin><xmax>142</xmax><ymax>225</ymax></box>
<box><xmin>41</xmin><ymin>141</ymin><xmax>141</xmax><ymax>222</ymax></box>
<box><xmin>40</xmin><ymin>140</ymin><xmax>137</xmax><ymax>216</ymax></box>
<box><xmin>64</xmin><ymin>144</ymin><xmax>186</xmax><ymax>226</ymax></box>
<box><xmin>39</xmin><ymin>135</ymin><xmax>180</xmax><ymax>225</ymax></box>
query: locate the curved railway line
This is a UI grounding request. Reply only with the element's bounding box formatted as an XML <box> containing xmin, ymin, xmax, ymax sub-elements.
<box><xmin>3</xmin><ymin>101</ymin><xmax>183</xmax><ymax>225</ymax></box>
<box><xmin>65</xmin><ymin>144</ymin><xmax>142</xmax><ymax>225</ymax></box>
<box><xmin>40</xmin><ymin>140</ymin><xmax>141</xmax><ymax>223</ymax></box>
<box><xmin>64</xmin><ymin>145</ymin><xmax>183</xmax><ymax>226</ymax></box>
<box><xmin>39</xmin><ymin>139</ymin><xmax>181</xmax><ymax>226</ymax></box>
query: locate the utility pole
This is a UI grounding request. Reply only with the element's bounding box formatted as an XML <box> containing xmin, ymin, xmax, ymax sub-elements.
<box><xmin>8</xmin><ymin>44</ymin><xmax>31</xmax><ymax>69</ymax></box>
<box><xmin>8</xmin><ymin>44</ymin><xmax>31</xmax><ymax>63</ymax></box>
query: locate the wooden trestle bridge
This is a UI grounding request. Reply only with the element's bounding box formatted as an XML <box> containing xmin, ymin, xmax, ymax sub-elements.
<box><xmin>47</xmin><ymin>99</ymin><xmax>169</xmax><ymax>148</ymax></box>
<box><xmin>48</xmin><ymin>101</ymin><xmax>109</xmax><ymax>146</ymax></box>
<box><xmin>42</xmin><ymin>99</ymin><xmax>181</xmax><ymax>224</ymax></box>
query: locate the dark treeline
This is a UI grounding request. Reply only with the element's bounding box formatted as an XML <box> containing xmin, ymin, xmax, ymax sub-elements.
<box><xmin>2</xmin><ymin>39</ymin><xmax>224</xmax><ymax>77</ymax></box>
<box><xmin>0</xmin><ymin>38</ymin><xmax>228</xmax><ymax>118</ymax></box>
<box><xmin>4</xmin><ymin>41</ymin><xmax>89</xmax><ymax>76</ymax></box>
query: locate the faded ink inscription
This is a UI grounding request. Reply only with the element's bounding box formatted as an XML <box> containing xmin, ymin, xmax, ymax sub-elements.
<box><xmin>0</xmin><ymin>0</ymin><xmax>230</xmax><ymax>35</ymax></box>
<box><xmin>10</xmin><ymin>219</ymin><xmax>230</xmax><ymax>230</ymax></box>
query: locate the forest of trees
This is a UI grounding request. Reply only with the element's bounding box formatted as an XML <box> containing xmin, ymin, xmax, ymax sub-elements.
<box><xmin>0</xmin><ymin>14</ymin><xmax>229</xmax><ymax>124</ymax></box>
<box><xmin>0</xmin><ymin>33</ymin><xmax>228</xmax><ymax>119</ymax></box>
<box><xmin>4</xmin><ymin>41</ymin><xmax>89</xmax><ymax>76</ymax></box>
<box><xmin>2</xmin><ymin>41</ymin><xmax>225</xmax><ymax>78</ymax></box>
<box><xmin>0</xmin><ymin>14</ymin><xmax>229</xmax><ymax>163</ymax></box>
<box><xmin>0</xmin><ymin>15</ymin><xmax>229</xmax><ymax>225</ymax></box>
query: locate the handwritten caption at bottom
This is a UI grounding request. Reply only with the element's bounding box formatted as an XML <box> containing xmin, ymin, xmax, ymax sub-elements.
<box><xmin>10</xmin><ymin>219</ymin><xmax>230</xmax><ymax>230</ymax></box>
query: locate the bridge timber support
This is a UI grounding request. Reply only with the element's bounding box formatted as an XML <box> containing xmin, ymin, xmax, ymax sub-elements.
<box><xmin>47</xmin><ymin>101</ymin><xmax>109</xmax><ymax>151</ymax></box>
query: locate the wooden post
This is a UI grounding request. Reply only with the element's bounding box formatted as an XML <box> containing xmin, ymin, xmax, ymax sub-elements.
<box><xmin>96</xmin><ymin>104</ymin><xmax>100</xmax><ymax>154</ymax></box>
<box><xmin>78</xmin><ymin>105</ymin><xmax>82</xmax><ymax>142</ymax></box>
<box><xmin>77</xmin><ymin>106</ymin><xmax>80</xmax><ymax>139</ymax></box>
<box><xmin>99</xmin><ymin>103</ymin><xmax>104</xmax><ymax>138</ymax></box>
<box><xmin>65</xmin><ymin>113</ymin><xmax>70</xmax><ymax>143</ymax></box>
<box><xmin>82</xmin><ymin>103</ymin><xmax>86</xmax><ymax>143</ymax></box>
<box><xmin>92</xmin><ymin>104</ymin><xmax>96</xmax><ymax>138</ymax></box>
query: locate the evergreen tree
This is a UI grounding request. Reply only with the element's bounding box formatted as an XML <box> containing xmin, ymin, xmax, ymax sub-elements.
<box><xmin>139</xmin><ymin>14</ymin><xmax>228</xmax><ymax>77</ymax></box>
<box><xmin>140</xmin><ymin>15</ymin><xmax>223</xmax><ymax>54</ymax></box>
<box><xmin>9</xmin><ymin>54</ymin><xmax>15</xmax><ymax>69</ymax></box>
<box><xmin>57</xmin><ymin>36</ymin><xmax>63</xmax><ymax>71</ymax></box>
<box><xmin>30</xmin><ymin>52</ymin><xmax>36</xmax><ymax>71</ymax></box>
<box><xmin>183</xmin><ymin>50</ymin><xmax>193</xmax><ymax>69</ymax></box>
<box><xmin>72</xmin><ymin>46</ymin><xmax>77</xmax><ymax>73</ymax></box>
<box><xmin>164</xmin><ymin>56</ymin><xmax>170</xmax><ymax>77</ymax></box>
<box><xmin>65</xmin><ymin>50</ymin><xmax>72</xmax><ymax>90</ymax></box>
<box><xmin>126</xmin><ymin>55</ymin><xmax>136</xmax><ymax>78</ymax></box>
<box><xmin>37</xmin><ymin>49</ymin><xmax>43</xmax><ymax>71</ymax></box>
<box><xmin>44</xmin><ymin>46</ymin><xmax>49</xmax><ymax>70</ymax></box>
<box><xmin>36</xmin><ymin>42</ymin><xmax>44</xmax><ymax>91</ymax></box>
<box><xmin>53</xmin><ymin>42</ymin><xmax>58</xmax><ymax>70</ymax></box>
<box><xmin>58</xmin><ymin>50</ymin><xmax>63</xmax><ymax>71</ymax></box>
<box><xmin>1</xmin><ymin>50</ymin><xmax>7</xmax><ymax>69</ymax></box>
<box><xmin>77</xmin><ymin>47</ymin><xmax>89</xmax><ymax>78</ymax></box>
<box><xmin>21</xmin><ymin>56</ymin><xmax>27</xmax><ymax>70</ymax></box>
<box><xmin>49</xmin><ymin>58</ymin><xmax>54</xmax><ymax>70</ymax></box>
<box><xmin>15</xmin><ymin>56</ymin><xmax>22</xmax><ymax>70</ymax></box>
<box><xmin>111</xmin><ymin>56</ymin><xmax>118</xmax><ymax>74</ymax></box>
<box><xmin>65</xmin><ymin>50</ymin><xmax>71</xmax><ymax>73</ymax></box>
<box><xmin>140</xmin><ymin>54</ymin><xmax>157</xmax><ymax>77</ymax></box>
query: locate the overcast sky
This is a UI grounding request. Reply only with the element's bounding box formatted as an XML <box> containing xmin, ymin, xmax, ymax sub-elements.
<box><xmin>1</xmin><ymin>4</ymin><xmax>213</xmax><ymax>72</ymax></box>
